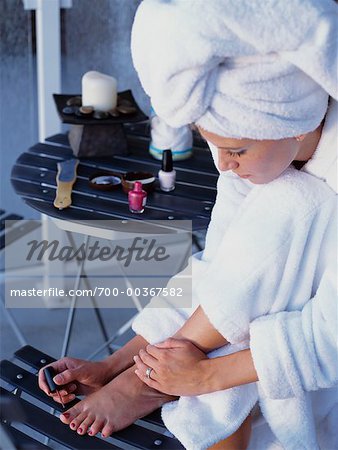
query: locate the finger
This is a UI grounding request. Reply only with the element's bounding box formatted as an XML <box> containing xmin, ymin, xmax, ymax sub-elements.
<box><xmin>133</xmin><ymin>355</ymin><xmax>157</xmax><ymax>380</ymax></box>
<box><xmin>52</xmin><ymin>392</ymin><xmax>76</xmax><ymax>404</ymax></box>
<box><xmin>59</xmin><ymin>384</ymin><xmax>77</xmax><ymax>396</ymax></box>
<box><xmin>139</xmin><ymin>348</ymin><xmax>160</xmax><ymax>369</ymax></box>
<box><xmin>38</xmin><ymin>364</ymin><xmax>58</xmax><ymax>394</ymax></box>
<box><xmin>38</xmin><ymin>372</ymin><xmax>51</xmax><ymax>395</ymax></box>
<box><xmin>154</xmin><ymin>338</ymin><xmax>186</xmax><ymax>349</ymax></box>
<box><xmin>134</xmin><ymin>369</ymin><xmax>159</xmax><ymax>390</ymax></box>
<box><xmin>144</xmin><ymin>344</ymin><xmax>168</xmax><ymax>359</ymax></box>
<box><xmin>53</xmin><ymin>368</ymin><xmax>79</xmax><ymax>386</ymax></box>
<box><xmin>38</xmin><ymin>359</ymin><xmax>70</xmax><ymax>393</ymax></box>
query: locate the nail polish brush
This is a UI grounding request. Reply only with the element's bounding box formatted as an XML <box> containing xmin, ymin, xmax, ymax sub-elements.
<box><xmin>43</xmin><ymin>366</ymin><xmax>65</xmax><ymax>408</ymax></box>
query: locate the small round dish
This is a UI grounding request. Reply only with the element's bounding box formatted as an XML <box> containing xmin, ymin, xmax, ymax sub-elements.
<box><xmin>89</xmin><ymin>171</ymin><xmax>122</xmax><ymax>191</ymax></box>
<box><xmin>122</xmin><ymin>171</ymin><xmax>156</xmax><ymax>193</ymax></box>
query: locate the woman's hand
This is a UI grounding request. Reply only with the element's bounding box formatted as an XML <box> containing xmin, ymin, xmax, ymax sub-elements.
<box><xmin>133</xmin><ymin>338</ymin><xmax>212</xmax><ymax>396</ymax></box>
<box><xmin>38</xmin><ymin>357</ymin><xmax>112</xmax><ymax>404</ymax></box>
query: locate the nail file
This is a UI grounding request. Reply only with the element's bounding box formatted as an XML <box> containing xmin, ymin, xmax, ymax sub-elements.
<box><xmin>54</xmin><ymin>158</ymin><xmax>79</xmax><ymax>210</ymax></box>
<box><xmin>43</xmin><ymin>366</ymin><xmax>65</xmax><ymax>408</ymax></box>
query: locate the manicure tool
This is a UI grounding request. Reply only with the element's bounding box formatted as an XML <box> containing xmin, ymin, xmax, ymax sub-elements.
<box><xmin>54</xmin><ymin>158</ymin><xmax>79</xmax><ymax>209</ymax></box>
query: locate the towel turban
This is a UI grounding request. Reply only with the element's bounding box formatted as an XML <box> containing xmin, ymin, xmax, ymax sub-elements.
<box><xmin>131</xmin><ymin>0</ymin><xmax>338</xmax><ymax>139</ymax></box>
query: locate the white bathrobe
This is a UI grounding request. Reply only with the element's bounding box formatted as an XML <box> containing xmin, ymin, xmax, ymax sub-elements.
<box><xmin>133</xmin><ymin>100</ymin><xmax>337</xmax><ymax>449</ymax></box>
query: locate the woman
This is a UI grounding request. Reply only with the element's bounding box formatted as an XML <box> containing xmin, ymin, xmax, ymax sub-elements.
<box><xmin>39</xmin><ymin>1</ymin><xmax>337</xmax><ymax>448</ymax></box>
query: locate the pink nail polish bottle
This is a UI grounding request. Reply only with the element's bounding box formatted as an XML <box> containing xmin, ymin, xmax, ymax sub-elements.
<box><xmin>128</xmin><ymin>181</ymin><xmax>147</xmax><ymax>213</ymax></box>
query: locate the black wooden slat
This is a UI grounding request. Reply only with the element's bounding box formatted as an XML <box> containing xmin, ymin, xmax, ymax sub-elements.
<box><xmin>29</xmin><ymin>141</ymin><xmax>73</xmax><ymax>158</ymax></box>
<box><xmin>17</xmin><ymin>151</ymin><xmax>67</xmax><ymax>170</ymax></box>
<box><xmin>45</xmin><ymin>133</ymin><xmax>69</xmax><ymax>145</ymax></box>
<box><xmin>23</xmin><ymin>198</ymin><xmax>209</xmax><ymax>230</ymax></box>
<box><xmin>1</xmin><ymin>423</ymin><xmax>52</xmax><ymax>450</ymax></box>
<box><xmin>0</xmin><ymin>388</ymin><xmax>120</xmax><ymax>450</ymax></box>
<box><xmin>0</xmin><ymin>360</ymin><xmax>79</xmax><ymax>412</ymax></box>
<box><xmin>15</xmin><ymin>345</ymin><xmax>57</xmax><ymax>369</ymax></box>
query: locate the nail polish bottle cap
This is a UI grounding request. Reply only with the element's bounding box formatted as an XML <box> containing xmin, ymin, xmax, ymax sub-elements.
<box><xmin>133</xmin><ymin>181</ymin><xmax>143</xmax><ymax>192</ymax></box>
<box><xmin>161</xmin><ymin>149</ymin><xmax>173</xmax><ymax>172</ymax></box>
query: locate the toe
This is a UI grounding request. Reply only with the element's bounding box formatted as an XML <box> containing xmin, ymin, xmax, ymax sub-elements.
<box><xmin>101</xmin><ymin>422</ymin><xmax>115</xmax><ymax>438</ymax></box>
<box><xmin>88</xmin><ymin>418</ymin><xmax>105</xmax><ymax>436</ymax></box>
<box><xmin>60</xmin><ymin>406</ymin><xmax>79</xmax><ymax>424</ymax></box>
<box><xmin>77</xmin><ymin>415</ymin><xmax>94</xmax><ymax>435</ymax></box>
<box><xmin>70</xmin><ymin>412</ymin><xmax>87</xmax><ymax>431</ymax></box>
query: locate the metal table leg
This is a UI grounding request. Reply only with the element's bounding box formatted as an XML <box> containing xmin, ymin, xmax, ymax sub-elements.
<box><xmin>61</xmin><ymin>235</ymin><xmax>90</xmax><ymax>358</ymax></box>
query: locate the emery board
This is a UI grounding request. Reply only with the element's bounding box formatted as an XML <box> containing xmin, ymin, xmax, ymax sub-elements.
<box><xmin>54</xmin><ymin>158</ymin><xmax>79</xmax><ymax>209</ymax></box>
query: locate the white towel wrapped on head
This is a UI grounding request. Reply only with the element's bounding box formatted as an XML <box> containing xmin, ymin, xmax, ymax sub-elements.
<box><xmin>131</xmin><ymin>0</ymin><xmax>338</xmax><ymax>139</ymax></box>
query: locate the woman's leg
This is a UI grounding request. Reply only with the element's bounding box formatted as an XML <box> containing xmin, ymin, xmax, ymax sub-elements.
<box><xmin>208</xmin><ymin>415</ymin><xmax>252</xmax><ymax>450</ymax></box>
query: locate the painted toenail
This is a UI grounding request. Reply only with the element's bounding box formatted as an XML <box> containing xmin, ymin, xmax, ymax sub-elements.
<box><xmin>102</xmin><ymin>433</ymin><xmax>106</xmax><ymax>438</ymax></box>
<box><xmin>88</xmin><ymin>430</ymin><xmax>93</xmax><ymax>435</ymax></box>
<box><xmin>63</xmin><ymin>413</ymin><xmax>69</xmax><ymax>418</ymax></box>
<box><xmin>70</xmin><ymin>423</ymin><xmax>75</xmax><ymax>429</ymax></box>
<box><xmin>78</xmin><ymin>428</ymin><xmax>82</xmax><ymax>434</ymax></box>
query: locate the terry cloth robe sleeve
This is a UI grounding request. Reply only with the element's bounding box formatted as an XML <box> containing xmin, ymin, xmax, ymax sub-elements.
<box><xmin>195</xmin><ymin>168</ymin><xmax>336</xmax><ymax>344</ymax></box>
<box><xmin>250</xmin><ymin>206</ymin><xmax>338</xmax><ymax>399</ymax></box>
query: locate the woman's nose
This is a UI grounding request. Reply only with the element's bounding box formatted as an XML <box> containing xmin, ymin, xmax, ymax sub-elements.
<box><xmin>217</xmin><ymin>151</ymin><xmax>240</xmax><ymax>171</ymax></box>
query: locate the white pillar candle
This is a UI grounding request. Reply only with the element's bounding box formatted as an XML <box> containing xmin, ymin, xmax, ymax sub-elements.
<box><xmin>82</xmin><ymin>71</ymin><xmax>117</xmax><ymax>111</ymax></box>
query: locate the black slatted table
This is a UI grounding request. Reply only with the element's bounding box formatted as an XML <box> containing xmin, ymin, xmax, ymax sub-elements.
<box><xmin>11</xmin><ymin>123</ymin><xmax>218</xmax><ymax>230</ymax></box>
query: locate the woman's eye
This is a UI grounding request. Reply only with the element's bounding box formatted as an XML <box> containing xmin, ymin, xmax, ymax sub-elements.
<box><xmin>226</xmin><ymin>150</ymin><xmax>246</xmax><ymax>158</ymax></box>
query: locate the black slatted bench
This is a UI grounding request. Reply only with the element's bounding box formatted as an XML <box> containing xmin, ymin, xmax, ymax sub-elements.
<box><xmin>0</xmin><ymin>345</ymin><xmax>184</xmax><ymax>450</ymax></box>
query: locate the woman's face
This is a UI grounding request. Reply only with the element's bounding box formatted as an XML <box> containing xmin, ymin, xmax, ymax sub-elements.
<box><xmin>198</xmin><ymin>127</ymin><xmax>303</xmax><ymax>184</ymax></box>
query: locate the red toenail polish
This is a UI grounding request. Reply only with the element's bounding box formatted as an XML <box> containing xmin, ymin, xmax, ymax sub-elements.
<box><xmin>78</xmin><ymin>428</ymin><xmax>82</xmax><ymax>433</ymax></box>
<box><xmin>63</xmin><ymin>413</ymin><xmax>69</xmax><ymax>418</ymax></box>
<box><xmin>102</xmin><ymin>434</ymin><xmax>105</xmax><ymax>438</ymax></box>
<box><xmin>70</xmin><ymin>423</ymin><xmax>75</xmax><ymax>429</ymax></box>
<box><xmin>88</xmin><ymin>431</ymin><xmax>92</xmax><ymax>436</ymax></box>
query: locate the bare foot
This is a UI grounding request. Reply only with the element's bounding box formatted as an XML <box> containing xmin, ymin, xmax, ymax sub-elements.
<box><xmin>59</xmin><ymin>365</ymin><xmax>177</xmax><ymax>437</ymax></box>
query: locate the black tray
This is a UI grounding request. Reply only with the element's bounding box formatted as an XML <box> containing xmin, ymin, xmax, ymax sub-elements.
<box><xmin>53</xmin><ymin>90</ymin><xmax>148</xmax><ymax>125</ymax></box>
